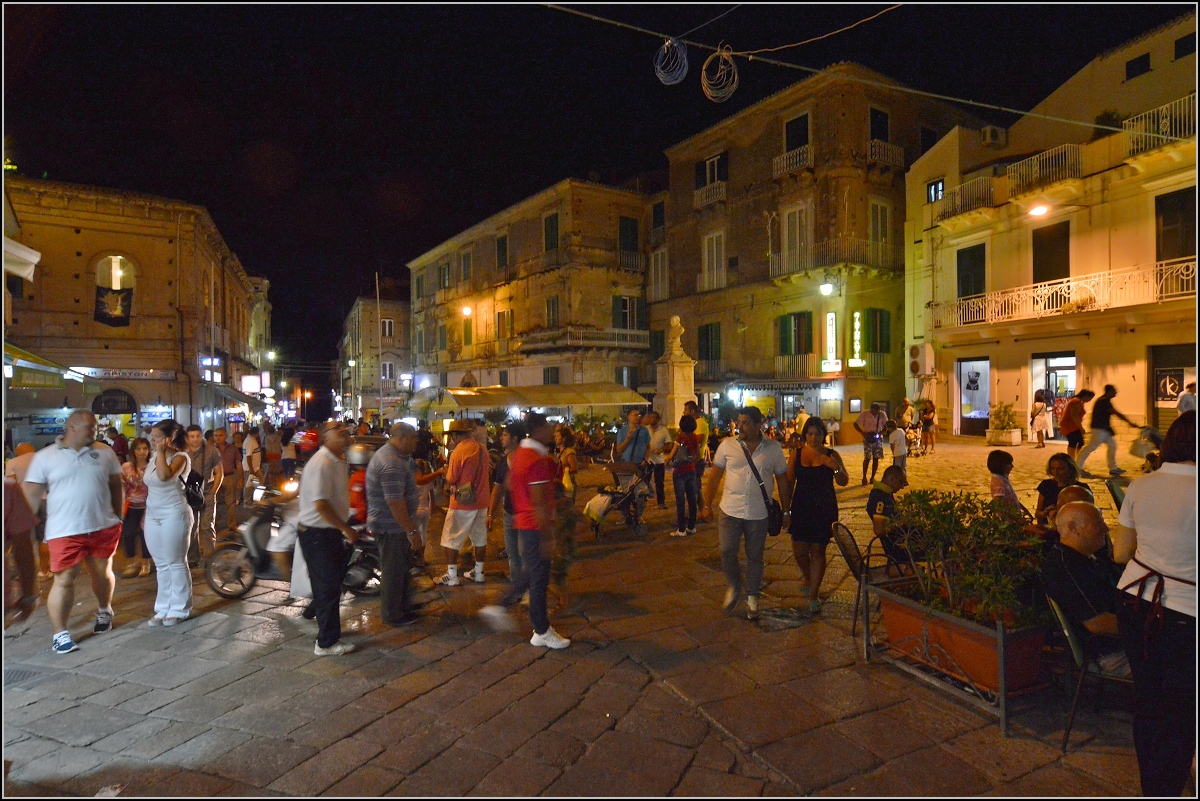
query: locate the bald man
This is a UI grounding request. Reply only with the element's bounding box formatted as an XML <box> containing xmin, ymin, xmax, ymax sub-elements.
<box><xmin>1047</xmin><ymin>484</ymin><xmax>1094</xmax><ymax>530</ymax></box>
<box><xmin>1041</xmin><ymin>501</ymin><xmax>1129</xmax><ymax>676</ymax></box>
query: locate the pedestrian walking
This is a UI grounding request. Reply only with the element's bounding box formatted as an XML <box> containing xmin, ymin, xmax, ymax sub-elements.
<box><xmin>1111</xmin><ymin>410</ymin><xmax>1196</xmax><ymax>797</ymax></box>
<box><xmin>487</xmin><ymin>422</ymin><xmax>525</xmax><ymax>579</ymax></box>
<box><xmin>666</xmin><ymin>414</ymin><xmax>703</xmax><ymax>538</ymax></box>
<box><xmin>645</xmin><ymin>411</ymin><xmax>669</xmax><ymax>509</ymax></box>
<box><xmin>1029</xmin><ymin>389</ymin><xmax>1053</xmax><ymax>448</ymax></box>
<box><xmin>262</xmin><ymin>422</ymin><xmax>283</xmax><ymax>488</ymax></box>
<box><xmin>436</xmin><ymin>419</ymin><xmax>491</xmax><ymax>586</ymax></box>
<box><xmin>213</xmin><ymin>427</ymin><xmax>242</xmax><ymax>532</ymax></box>
<box><xmin>280</xmin><ymin>427</ymin><xmax>298</xmax><ymax>478</ymax></box>
<box><xmin>106</xmin><ymin>426</ymin><xmax>129</xmax><ymax>463</ymax></box>
<box><xmin>21</xmin><ymin>410</ymin><xmax>124</xmax><ymax>653</ymax></box>
<box><xmin>5</xmin><ymin>475</ymin><xmax>39</xmax><ymax>626</ymax></box>
<box><xmin>296</xmin><ymin>421</ymin><xmax>359</xmax><ymax>656</ymax></box>
<box><xmin>477</xmin><ymin>413</ymin><xmax>570</xmax><ymax>649</ymax></box>
<box><xmin>885</xmin><ymin>420</ymin><xmax>907</xmax><ymax>474</ymax></box>
<box><xmin>119</xmin><ymin>437</ymin><xmax>153</xmax><ymax>578</ymax></box>
<box><xmin>366</xmin><ymin>422</ymin><xmax>421</xmax><ymax>627</ymax></box>
<box><xmin>854</xmin><ymin>402</ymin><xmax>889</xmax><ymax>486</ymax></box>
<box><xmin>1058</xmin><ymin>389</ymin><xmax>1093</xmax><ymax>461</ymax></box>
<box><xmin>144</xmin><ymin>420</ymin><xmax>194</xmax><ymax>627</ymax></box>
<box><xmin>919</xmin><ymin>399</ymin><xmax>937</xmax><ymax>454</ymax></box>
<box><xmin>1076</xmin><ymin>384</ymin><xmax>1136</xmax><ymax>477</ymax></box>
<box><xmin>787</xmin><ymin>417</ymin><xmax>849</xmax><ymax>614</ymax></box>
<box><xmin>184</xmin><ymin>425</ymin><xmax>223</xmax><ymax>566</ymax></box>
<box><xmin>551</xmin><ymin>426</ymin><xmax>582</xmax><ymax>611</ymax></box>
<box><xmin>684</xmin><ymin>400</ymin><xmax>710</xmax><ymax>493</ymax></box>
<box><xmin>699</xmin><ymin>406</ymin><xmax>789</xmax><ymax>621</ymax></box>
<box><xmin>242</xmin><ymin>426</ymin><xmax>263</xmax><ymax>500</ymax></box>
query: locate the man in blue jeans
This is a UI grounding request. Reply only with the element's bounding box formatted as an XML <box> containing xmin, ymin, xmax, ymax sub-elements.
<box><xmin>477</xmin><ymin>413</ymin><xmax>570</xmax><ymax>649</ymax></box>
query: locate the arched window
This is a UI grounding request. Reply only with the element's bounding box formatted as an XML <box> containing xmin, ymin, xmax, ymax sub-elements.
<box><xmin>94</xmin><ymin>254</ymin><xmax>137</xmax><ymax>290</ymax></box>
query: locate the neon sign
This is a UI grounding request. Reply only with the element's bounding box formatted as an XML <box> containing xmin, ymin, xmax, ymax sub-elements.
<box><xmin>821</xmin><ymin>312</ymin><xmax>841</xmax><ymax>372</ymax></box>
<box><xmin>848</xmin><ymin>310</ymin><xmax>867</xmax><ymax>368</ymax></box>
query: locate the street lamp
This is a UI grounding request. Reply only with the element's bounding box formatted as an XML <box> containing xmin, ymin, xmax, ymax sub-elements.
<box><xmin>267</xmin><ymin>350</ymin><xmax>276</xmax><ymax>361</ymax></box>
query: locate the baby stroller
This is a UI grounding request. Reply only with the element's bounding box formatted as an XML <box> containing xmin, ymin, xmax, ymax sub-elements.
<box><xmin>905</xmin><ymin>423</ymin><xmax>925</xmax><ymax>458</ymax></box>
<box><xmin>584</xmin><ymin>461</ymin><xmax>652</xmax><ymax>539</ymax></box>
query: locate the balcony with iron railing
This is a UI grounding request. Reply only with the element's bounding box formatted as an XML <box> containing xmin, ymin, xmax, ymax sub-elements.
<box><xmin>618</xmin><ymin>250</ymin><xmax>646</xmax><ymax>272</ymax></box>
<box><xmin>769</xmin><ymin>237</ymin><xmax>903</xmax><ymax>278</ymax></box>
<box><xmin>775</xmin><ymin>353</ymin><xmax>813</xmax><ymax>379</ymax></box>
<box><xmin>1124</xmin><ymin>93</ymin><xmax>1197</xmax><ymax>157</ymax></box>
<box><xmin>772</xmin><ymin>144</ymin><xmax>814</xmax><ymax>178</ymax></box>
<box><xmin>868</xmin><ymin>139</ymin><xmax>905</xmax><ymax>169</ymax></box>
<box><xmin>520</xmin><ymin>326</ymin><xmax>650</xmax><ymax>351</ymax></box>
<box><xmin>1006</xmin><ymin>144</ymin><xmax>1082</xmax><ymax>196</ymax></box>
<box><xmin>936</xmin><ymin>177</ymin><xmax>996</xmax><ymax>221</ymax></box>
<box><xmin>693</xmin><ymin>181</ymin><xmax>727</xmax><ymax>209</ymax></box>
<box><xmin>929</xmin><ymin>257</ymin><xmax>1196</xmax><ymax>329</ymax></box>
<box><xmin>696</xmin><ymin>267</ymin><xmax>728</xmax><ymax>293</ymax></box>
<box><xmin>695</xmin><ymin>359</ymin><xmax>726</xmax><ymax>380</ymax></box>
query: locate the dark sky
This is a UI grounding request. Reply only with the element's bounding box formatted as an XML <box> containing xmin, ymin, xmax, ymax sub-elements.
<box><xmin>5</xmin><ymin>3</ymin><xmax>1190</xmax><ymax>368</ymax></box>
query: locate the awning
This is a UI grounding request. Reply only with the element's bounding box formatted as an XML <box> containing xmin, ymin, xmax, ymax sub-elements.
<box><xmin>520</xmin><ymin>382</ymin><xmax>650</xmax><ymax>408</ymax></box>
<box><xmin>212</xmin><ymin>383</ymin><xmax>267</xmax><ymax>412</ymax></box>
<box><xmin>405</xmin><ymin>386</ymin><xmax>535</xmax><ymax>415</ymax></box>
<box><xmin>402</xmin><ymin>381</ymin><xmax>649</xmax><ymax>416</ymax></box>
<box><xmin>4</xmin><ymin>236</ymin><xmax>41</xmax><ymax>280</ymax></box>
<box><xmin>4</xmin><ymin>341</ymin><xmax>67</xmax><ymax>372</ymax></box>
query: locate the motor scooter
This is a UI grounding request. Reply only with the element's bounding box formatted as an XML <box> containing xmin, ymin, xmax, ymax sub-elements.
<box><xmin>205</xmin><ymin>481</ymin><xmax>381</xmax><ymax>599</ymax></box>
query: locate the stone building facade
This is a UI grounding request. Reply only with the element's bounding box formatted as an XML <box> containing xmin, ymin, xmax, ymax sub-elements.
<box><xmin>4</xmin><ymin>176</ymin><xmax>270</xmax><ymax>442</ymax></box>
<box><xmin>905</xmin><ymin>15</ymin><xmax>1196</xmax><ymax>442</ymax></box>
<box><xmin>337</xmin><ymin>286</ymin><xmax>411</xmax><ymax>422</ymax></box>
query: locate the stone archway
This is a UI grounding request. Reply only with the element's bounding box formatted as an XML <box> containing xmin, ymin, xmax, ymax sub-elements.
<box><xmin>460</xmin><ymin>372</ymin><xmax>478</xmax><ymax>388</ymax></box>
<box><xmin>92</xmin><ymin>388</ymin><xmax>137</xmax><ymax>416</ymax></box>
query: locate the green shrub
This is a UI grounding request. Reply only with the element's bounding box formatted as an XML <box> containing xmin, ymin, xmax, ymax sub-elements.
<box><xmin>988</xmin><ymin>400</ymin><xmax>1020</xmax><ymax>431</ymax></box>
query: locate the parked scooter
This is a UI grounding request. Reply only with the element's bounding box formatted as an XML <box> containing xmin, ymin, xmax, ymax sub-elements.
<box><xmin>205</xmin><ymin>481</ymin><xmax>381</xmax><ymax>599</ymax></box>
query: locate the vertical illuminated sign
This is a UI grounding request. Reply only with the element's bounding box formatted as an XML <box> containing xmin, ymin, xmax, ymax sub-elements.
<box><xmin>821</xmin><ymin>312</ymin><xmax>841</xmax><ymax>372</ymax></box>
<box><xmin>848</xmin><ymin>311</ymin><xmax>866</xmax><ymax>367</ymax></box>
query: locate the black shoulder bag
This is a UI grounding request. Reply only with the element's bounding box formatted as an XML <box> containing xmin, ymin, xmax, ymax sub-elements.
<box><xmin>739</xmin><ymin>441</ymin><xmax>784</xmax><ymax>537</ymax></box>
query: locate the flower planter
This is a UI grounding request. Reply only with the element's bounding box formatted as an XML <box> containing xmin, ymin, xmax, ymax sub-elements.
<box><xmin>878</xmin><ymin>593</ymin><xmax>1046</xmax><ymax>694</ymax></box>
<box><xmin>985</xmin><ymin>428</ymin><xmax>1022</xmax><ymax>446</ymax></box>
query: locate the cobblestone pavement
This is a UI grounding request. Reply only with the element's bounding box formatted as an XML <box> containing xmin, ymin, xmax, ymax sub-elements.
<box><xmin>3</xmin><ymin>438</ymin><xmax>1141</xmax><ymax>796</ymax></box>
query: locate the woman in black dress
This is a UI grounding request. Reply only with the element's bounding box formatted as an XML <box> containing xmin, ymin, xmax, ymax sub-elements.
<box><xmin>787</xmin><ymin>417</ymin><xmax>849</xmax><ymax>613</ymax></box>
<box><xmin>1034</xmin><ymin>452</ymin><xmax>1086</xmax><ymax>525</ymax></box>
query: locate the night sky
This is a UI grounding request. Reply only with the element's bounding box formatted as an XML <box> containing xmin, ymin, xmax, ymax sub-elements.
<box><xmin>5</xmin><ymin>3</ymin><xmax>1190</xmax><ymax>369</ymax></box>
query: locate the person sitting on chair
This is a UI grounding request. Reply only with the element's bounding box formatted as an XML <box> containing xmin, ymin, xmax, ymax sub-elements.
<box><xmin>866</xmin><ymin>465</ymin><xmax>914</xmax><ymax>573</ymax></box>
<box><xmin>1040</xmin><ymin>501</ymin><xmax>1129</xmax><ymax>676</ymax></box>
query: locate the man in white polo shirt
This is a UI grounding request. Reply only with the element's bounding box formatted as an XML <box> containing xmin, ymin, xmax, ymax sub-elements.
<box><xmin>699</xmin><ymin>406</ymin><xmax>789</xmax><ymax>621</ymax></box>
<box><xmin>22</xmin><ymin>410</ymin><xmax>124</xmax><ymax>654</ymax></box>
<box><xmin>296</xmin><ymin>421</ymin><xmax>358</xmax><ymax>656</ymax></box>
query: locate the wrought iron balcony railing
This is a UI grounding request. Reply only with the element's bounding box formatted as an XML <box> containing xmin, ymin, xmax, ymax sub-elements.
<box><xmin>769</xmin><ymin>237</ymin><xmax>902</xmax><ymax>278</ymax></box>
<box><xmin>1006</xmin><ymin>144</ymin><xmax>1082</xmax><ymax>196</ymax></box>
<box><xmin>775</xmin><ymin>353</ymin><xmax>812</xmax><ymax>379</ymax></box>
<box><xmin>868</xmin><ymin>139</ymin><xmax>904</xmax><ymax>169</ymax></box>
<box><xmin>936</xmin><ymin>177</ymin><xmax>995</xmax><ymax>221</ymax></box>
<box><xmin>1125</xmin><ymin>93</ymin><xmax>1197</xmax><ymax>157</ymax></box>
<box><xmin>520</xmin><ymin>327</ymin><xmax>650</xmax><ymax>351</ymax></box>
<box><xmin>693</xmin><ymin>181</ymin><xmax>727</xmax><ymax>209</ymax></box>
<box><xmin>772</xmin><ymin>144</ymin><xmax>814</xmax><ymax>178</ymax></box>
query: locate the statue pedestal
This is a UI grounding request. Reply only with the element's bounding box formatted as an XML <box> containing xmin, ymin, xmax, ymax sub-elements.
<box><xmin>656</xmin><ymin>354</ymin><xmax>696</xmax><ymax>431</ymax></box>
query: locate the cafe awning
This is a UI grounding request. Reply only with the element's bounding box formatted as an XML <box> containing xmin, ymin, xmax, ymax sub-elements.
<box><xmin>4</xmin><ymin>341</ymin><xmax>66</xmax><ymax>373</ymax></box>
<box><xmin>212</xmin><ymin>383</ymin><xmax>267</xmax><ymax>412</ymax></box>
<box><xmin>402</xmin><ymin>381</ymin><xmax>648</xmax><ymax>416</ymax></box>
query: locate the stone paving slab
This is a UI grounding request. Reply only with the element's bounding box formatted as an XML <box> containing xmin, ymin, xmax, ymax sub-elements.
<box><xmin>4</xmin><ymin>445</ymin><xmax>1145</xmax><ymax>796</ymax></box>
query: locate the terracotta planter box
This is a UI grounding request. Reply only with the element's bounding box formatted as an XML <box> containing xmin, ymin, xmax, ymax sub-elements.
<box><xmin>878</xmin><ymin>593</ymin><xmax>1046</xmax><ymax>695</ymax></box>
<box><xmin>986</xmin><ymin>428</ymin><xmax>1022</xmax><ymax>446</ymax></box>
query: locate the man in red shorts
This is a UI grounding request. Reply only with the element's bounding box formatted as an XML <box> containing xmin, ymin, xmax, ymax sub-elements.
<box><xmin>22</xmin><ymin>410</ymin><xmax>124</xmax><ymax>654</ymax></box>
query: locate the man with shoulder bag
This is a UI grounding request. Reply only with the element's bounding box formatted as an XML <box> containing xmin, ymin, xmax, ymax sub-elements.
<box><xmin>436</xmin><ymin>419</ymin><xmax>491</xmax><ymax>586</ymax></box>
<box><xmin>700</xmin><ymin>406</ymin><xmax>789</xmax><ymax>620</ymax></box>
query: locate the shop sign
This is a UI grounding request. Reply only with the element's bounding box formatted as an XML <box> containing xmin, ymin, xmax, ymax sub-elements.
<box><xmin>1155</xmin><ymin>368</ymin><xmax>1184</xmax><ymax>403</ymax></box>
<box><xmin>823</xmin><ymin>312</ymin><xmax>840</xmax><ymax>371</ymax></box>
<box><xmin>83</xmin><ymin>379</ymin><xmax>103</xmax><ymax>395</ymax></box>
<box><xmin>30</xmin><ymin>413</ymin><xmax>68</xmax><ymax>436</ymax></box>
<box><xmin>10</xmin><ymin>366</ymin><xmax>65</xmax><ymax>389</ymax></box>
<box><xmin>72</xmin><ymin>367</ymin><xmax>177</xmax><ymax>381</ymax></box>
<box><xmin>848</xmin><ymin>311</ymin><xmax>866</xmax><ymax>368</ymax></box>
<box><xmin>228</xmin><ymin>412</ymin><xmax>246</xmax><ymax>423</ymax></box>
<box><xmin>139</xmin><ymin>406</ymin><xmax>173</xmax><ymax>424</ymax></box>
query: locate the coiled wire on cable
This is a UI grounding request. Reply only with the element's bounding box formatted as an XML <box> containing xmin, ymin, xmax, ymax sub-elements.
<box><xmin>654</xmin><ymin>38</ymin><xmax>688</xmax><ymax>85</ymax></box>
<box><xmin>701</xmin><ymin>45</ymin><xmax>739</xmax><ymax>103</ymax></box>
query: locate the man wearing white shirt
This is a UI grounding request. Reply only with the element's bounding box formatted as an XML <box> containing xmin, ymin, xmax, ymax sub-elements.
<box><xmin>296</xmin><ymin>421</ymin><xmax>358</xmax><ymax>656</ymax></box>
<box><xmin>1176</xmin><ymin>382</ymin><xmax>1196</xmax><ymax>415</ymax></box>
<box><xmin>22</xmin><ymin>411</ymin><xmax>124</xmax><ymax>654</ymax></box>
<box><xmin>645</xmin><ymin>411</ymin><xmax>670</xmax><ymax>510</ymax></box>
<box><xmin>699</xmin><ymin>406</ymin><xmax>789</xmax><ymax>620</ymax></box>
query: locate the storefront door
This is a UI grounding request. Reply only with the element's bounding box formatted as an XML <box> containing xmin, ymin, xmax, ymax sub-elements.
<box><xmin>1032</xmin><ymin>352</ymin><xmax>1076</xmax><ymax>440</ymax></box>
<box><xmin>1150</xmin><ymin>343</ymin><xmax>1197</xmax><ymax>433</ymax></box>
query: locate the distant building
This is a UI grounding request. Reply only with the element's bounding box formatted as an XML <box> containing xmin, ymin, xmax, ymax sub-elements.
<box><xmin>905</xmin><ymin>14</ymin><xmax>1196</xmax><ymax>440</ymax></box>
<box><xmin>648</xmin><ymin>62</ymin><xmax>981</xmax><ymax>434</ymax></box>
<box><xmin>406</xmin><ymin>179</ymin><xmax>651</xmax><ymax>394</ymax></box>
<box><xmin>4</xmin><ymin>176</ymin><xmax>271</xmax><ymax>443</ymax></box>
<box><xmin>337</xmin><ymin>280</ymin><xmax>411</xmax><ymax>422</ymax></box>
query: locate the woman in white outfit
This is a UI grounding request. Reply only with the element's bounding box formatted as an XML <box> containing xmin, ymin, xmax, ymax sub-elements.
<box><xmin>144</xmin><ymin>419</ymin><xmax>194</xmax><ymax>626</ymax></box>
<box><xmin>1030</xmin><ymin>389</ymin><xmax>1053</xmax><ymax>449</ymax></box>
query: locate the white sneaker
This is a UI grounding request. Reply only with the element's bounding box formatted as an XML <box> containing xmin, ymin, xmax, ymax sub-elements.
<box><xmin>436</xmin><ymin>572</ymin><xmax>462</xmax><ymax>587</ymax></box>
<box><xmin>314</xmin><ymin>641</ymin><xmax>356</xmax><ymax>656</ymax></box>
<box><xmin>478</xmin><ymin>604</ymin><xmax>516</xmax><ymax>632</ymax></box>
<box><xmin>471</xmin><ymin>567</ymin><xmax>485</xmax><ymax>584</ymax></box>
<box><xmin>746</xmin><ymin>595</ymin><xmax>760</xmax><ymax>620</ymax></box>
<box><xmin>530</xmin><ymin>627</ymin><xmax>571</xmax><ymax>649</ymax></box>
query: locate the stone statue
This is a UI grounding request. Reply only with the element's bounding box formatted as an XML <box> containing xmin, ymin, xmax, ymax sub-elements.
<box><xmin>666</xmin><ymin>314</ymin><xmax>686</xmax><ymax>358</ymax></box>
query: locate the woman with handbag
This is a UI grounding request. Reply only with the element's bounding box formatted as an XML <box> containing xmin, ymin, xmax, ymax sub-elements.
<box><xmin>786</xmin><ymin>417</ymin><xmax>849</xmax><ymax>614</ymax></box>
<box><xmin>143</xmin><ymin>420</ymin><xmax>194</xmax><ymax>626</ymax></box>
<box><xmin>1030</xmin><ymin>389</ymin><xmax>1053</xmax><ymax>448</ymax></box>
<box><xmin>665</xmin><ymin>414</ymin><xmax>703</xmax><ymax>538</ymax></box>
<box><xmin>120</xmin><ymin>437</ymin><xmax>153</xmax><ymax>578</ymax></box>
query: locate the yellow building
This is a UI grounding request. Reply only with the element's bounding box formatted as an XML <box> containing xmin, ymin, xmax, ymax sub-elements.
<box><xmin>4</xmin><ymin>176</ymin><xmax>271</xmax><ymax>442</ymax></box>
<box><xmin>337</xmin><ymin>283</ymin><xmax>411</xmax><ymax>422</ymax></box>
<box><xmin>648</xmin><ymin>63</ymin><xmax>981</xmax><ymax>435</ymax></box>
<box><xmin>406</xmin><ymin>179</ymin><xmax>651</xmax><ymax>396</ymax></box>
<box><xmin>905</xmin><ymin>15</ymin><xmax>1196</xmax><ymax>441</ymax></box>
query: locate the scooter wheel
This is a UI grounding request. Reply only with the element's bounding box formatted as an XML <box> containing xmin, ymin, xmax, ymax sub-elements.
<box><xmin>205</xmin><ymin>544</ymin><xmax>257</xmax><ymax>599</ymax></box>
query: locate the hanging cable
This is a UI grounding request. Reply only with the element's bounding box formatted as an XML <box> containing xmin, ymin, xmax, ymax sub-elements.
<box><xmin>676</xmin><ymin>4</ymin><xmax>742</xmax><ymax>39</ymax></box>
<box><xmin>543</xmin><ymin>4</ymin><xmax>1191</xmax><ymax>141</ymax></box>
<box><xmin>735</xmin><ymin>5</ymin><xmax>901</xmax><ymax>56</ymax></box>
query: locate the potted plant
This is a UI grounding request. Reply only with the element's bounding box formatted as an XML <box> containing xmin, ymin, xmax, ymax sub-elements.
<box><xmin>985</xmin><ymin>400</ymin><xmax>1022</xmax><ymax>446</ymax></box>
<box><xmin>869</xmin><ymin>490</ymin><xmax>1048</xmax><ymax>709</ymax></box>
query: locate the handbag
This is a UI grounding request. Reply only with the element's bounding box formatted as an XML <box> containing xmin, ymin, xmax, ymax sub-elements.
<box><xmin>454</xmin><ymin>446</ymin><xmax>485</xmax><ymax>505</ymax></box>
<box><xmin>181</xmin><ymin>470</ymin><xmax>205</xmax><ymax>512</ymax></box>
<box><xmin>738</xmin><ymin>441</ymin><xmax>784</xmax><ymax>537</ymax></box>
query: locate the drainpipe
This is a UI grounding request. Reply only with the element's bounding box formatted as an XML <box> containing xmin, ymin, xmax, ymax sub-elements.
<box><xmin>176</xmin><ymin>212</ymin><xmax>194</xmax><ymax>424</ymax></box>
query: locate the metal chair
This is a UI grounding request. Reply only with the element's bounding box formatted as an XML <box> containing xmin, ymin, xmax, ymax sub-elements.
<box><xmin>1045</xmin><ymin>595</ymin><xmax>1134</xmax><ymax>753</ymax></box>
<box><xmin>1104</xmin><ymin>477</ymin><xmax>1126</xmax><ymax>512</ymax></box>
<box><xmin>831</xmin><ymin>522</ymin><xmax>909</xmax><ymax>637</ymax></box>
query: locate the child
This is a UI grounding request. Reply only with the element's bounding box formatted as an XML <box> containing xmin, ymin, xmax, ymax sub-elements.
<box><xmin>886</xmin><ymin>420</ymin><xmax>907</xmax><ymax>474</ymax></box>
<box><xmin>987</xmin><ymin>449</ymin><xmax>1033</xmax><ymax>518</ymax></box>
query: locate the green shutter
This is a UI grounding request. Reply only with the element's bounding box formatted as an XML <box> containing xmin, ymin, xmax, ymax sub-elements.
<box><xmin>636</xmin><ymin>297</ymin><xmax>648</xmax><ymax>330</ymax></box>
<box><xmin>712</xmin><ymin>324</ymin><xmax>722</xmax><ymax>360</ymax></box>
<box><xmin>695</xmin><ymin>162</ymin><xmax>706</xmax><ymax>189</ymax></box>
<box><xmin>881</xmin><ymin>310</ymin><xmax>891</xmax><ymax>353</ymax></box>
<box><xmin>717</xmin><ymin>152</ymin><xmax>728</xmax><ymax>182</ymax></box>
<box><xmin>612</xmin><ymin>296</ymin><xmax>622</xmax><ymax>328</ymax></box>
<box><xmin>698</xmin><ymin>324</ymin><xmax>710</xmax><ymax>360</ymax></box>
<box><xmin>863</xmin><ymin>310</ymin><xmax>876</xmax><ymax>354</ymax></box>
<box><xmin>463</xmin><ymin>319</ymin><xmax>472</xmax><ymax>346</ymax></box>
<box><xmin>778</xmin><ymin>315</ymin><xmax>793</xmax><ymax>356</ymax></box>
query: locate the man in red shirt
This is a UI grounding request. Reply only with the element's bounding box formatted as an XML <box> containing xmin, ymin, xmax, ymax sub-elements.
<box><xmin>478</xmin><ymin>413</ymin><xmax>570</xmax><ymax>649</ymax></box>
<box><xmin>1059</xmin><ymin>389</ymin><xmax>1095</xmax><ymax>460</ymax></box>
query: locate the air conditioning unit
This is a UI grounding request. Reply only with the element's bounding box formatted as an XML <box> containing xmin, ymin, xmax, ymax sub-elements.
<box><xmin>980</xmin><ymin>125</ymin><xmax>1007</xmax><ymax>148</ymax></box>
<box><xmin>909</xmin><ymin>343</ymin><xmax>935</xmax><ymax>376</ymax></box>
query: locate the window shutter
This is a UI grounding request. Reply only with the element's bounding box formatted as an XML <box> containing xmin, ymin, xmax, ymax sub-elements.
<box><xmin>863</xmin><ymin>310</ymin><xmax>876</xmax><ymax>354</ymax></box>
<box><xmin>799</xmin><ymin>312</ymin><xmax>813</xmax><ymax>354</ymax></box>
<box><xmin>698</xmin><ymin>325</ymin><xmax>710</xmax><ymax>360</ymax></box>
<box><xmin>612</xmin><ymin>296</ymin><xmax>622</xmax><ymax>328</ymax></box>
<box><xmin>695</xmin><ymin>162</ymin><xmax>706</xmax><ymax>189</ymax></box>
<box><xmin>717</xmin><ymin>152</ymin><xmax>728</xmax><ymax>182</ymax></box>
<box><xmin>636</xmin><ymin>297</ymin><xmax>648</xmax><ymax>330</ymax></box>
<box><xmin>712</xmin><ymin>323</ymin><xmax>722</xmax><ymax>360</ymax></box>
<box><xmin>778</xmin><ymin>315</ymin><xmax>793</xmax><ymax>356</ymax></box>
<box><xmin>650</xmin><ymin>330</ymin><xmax>665</xmax><ymax>359</ymax></box>
<box><xmin>880</xmin><ymin>310</ymin><xmax>891</xmax><ymax>353</ymax></box>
